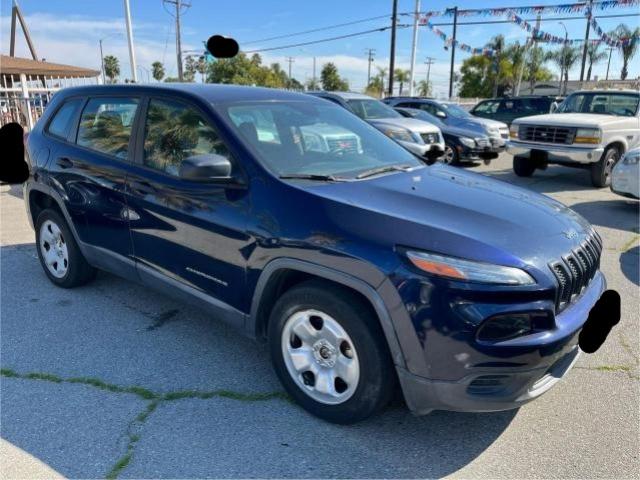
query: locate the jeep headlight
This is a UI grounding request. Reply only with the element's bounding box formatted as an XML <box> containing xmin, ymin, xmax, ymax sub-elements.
<box><xmin>406</xmin><ymin>251</ymin><xmax>535</xmax><ymax>285</ymax></box>
<box><xmin>459</xmin><ymin>137</ymin><xmax>476</xmax><ymax>148</ymax></box>
<box><xmin>385</xmin><ymin>129</ymin><xmax>416</xmax><ymax>143</ymax></box>
<box><xmin>509</xmin><ymin>124</ymin><xmax>519</xmax><ymax>139</ymax></box>
<box><xmin>574</xmin><ymin>128</ymin><xmax>601</xmax><ymax>144</ymax></box>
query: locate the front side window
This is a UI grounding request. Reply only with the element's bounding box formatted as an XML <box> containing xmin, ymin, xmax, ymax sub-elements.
<box><xmin>47</xmin><ymin>98</ymin><xmax>82</xmax><ymax>139</ymax></box>
<box><xmin>474</xmin><ymin>101</ymin><xmax>499</xmax><ymax>114</ymax></box>
<box><xmin>143</xmin><ymin>98</ymin><xmax>230</xmax><ymax>176</ymax></box>
<box><xmin>346</xmin><ymin>99</ymin><xmax>400</xmax><ymax>120</ymax></box>
<box><xmin>76</xmin><ymin>97</ymin><xmax>139</xmax><ymax>159</ymax></box>
<box><xmin>557</xmin><ymin>92</ymin><xmax>639</xmax><ymax>116</ymax></box>
<box><xmin>221</xmin><ymin>101</ymin><xmax>422</xmax><ymax>179</ymax></box>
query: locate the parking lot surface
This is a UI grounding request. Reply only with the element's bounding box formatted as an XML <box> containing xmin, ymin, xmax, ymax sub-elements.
<box><xmin>1</xmin><ymin>154</ymin><xmax>638</xmax><ymax>479</ymax></box>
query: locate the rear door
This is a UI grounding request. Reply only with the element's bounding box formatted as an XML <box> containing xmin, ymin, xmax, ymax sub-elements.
<box><xmin>47</xmin><ymin>95</ymin><xmax>140</xmax><ymax>276</ymax></box>
<box><xmin>125</xmin><ymin>95</ymin><xmax>251</xmax><ymax>316</ymax></box>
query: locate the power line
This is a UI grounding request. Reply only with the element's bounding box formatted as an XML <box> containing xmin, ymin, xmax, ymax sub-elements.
<box><xmin>243</xmin><ymin>26</ymin><xmax>397</xmax><ymax>54</ymax></box>
<box><xmin>242</xmin><ymin>14</ymin><xmax>391</xmax><ymax>45</ymax></box>
<box><xmin>429</xmin><ymin>12</ymin><xmax>639</xmax><ymax>26</ymax></box>
<box><xmin>163</xmin><ymin>0</ymin><xmax>191</xmax><ymax>82</ymax></box>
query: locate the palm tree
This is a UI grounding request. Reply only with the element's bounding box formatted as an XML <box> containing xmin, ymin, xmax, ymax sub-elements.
<box><xmin>416</xmin><ymin>79</ymin><xmax>432</xmax><ymax>97</ymax></box>
<box><xmin>549</xmin><ymin>45</ymin><xmax>581</xmax><ymax>94</ymax></box>
<box><xmin>586</xmin><ymin>43</ymin><xmax>608</xmax><ymax>81</ymax></box>
<box><xmin>375</xmin><ymin>66</ymin><xmax>387</xmax><ymax>97</ymax></box>
<box><xmin>485</xmin><ymin>35</ymin><xmax>506</xmax><ymax>96</ymax></box>
<box><xmin>103</xmin><ymin>55</ymin><xmax>120</xmax><ymax>84</ymax></box>
<box><xmin>612</xmin><ymin>24</ymin><xmax>640</xmax><ymax>80</ymax></box>
<box><xmin>394</xmin><ymin>69</ymin><xmax>410</xmax><ymax>95</ymax></box>
<box><xmin>151</xmin><ymin>61</ymin><xmax>165</xmax><ymax>82</ymax></box>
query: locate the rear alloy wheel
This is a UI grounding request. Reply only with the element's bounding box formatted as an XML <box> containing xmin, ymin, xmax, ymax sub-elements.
<box><xmin>268</xmin><ymin>280</ymin><xmax>395</xmax><ymax>424</ymax></box>
<box><xmin>442</xmin><ymin>144</ymin><xmax>459</xmax><ymax>165</ymax></box>
<box><xmin>513</xmin><ymin>155</ymin><xmax>536</xmax><ymax>177</ymax></box>
<box><xmin>591</xmin><ymin>146</ymin><xmax>620</xmax><ymax>188</ymax></box>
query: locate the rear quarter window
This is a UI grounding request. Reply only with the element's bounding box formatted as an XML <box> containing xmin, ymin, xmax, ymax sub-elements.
<box><xmin>46</xmin><ymin>99</ymin><xmax>83</xmax><ymax>139</ymax></box>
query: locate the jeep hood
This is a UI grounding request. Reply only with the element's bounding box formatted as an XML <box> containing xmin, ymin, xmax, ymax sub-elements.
<box><xmin>304</xmin><ymin>164</ymin><xmax>592</xmax><ymax>268</ymax></box>
<box><xmin>514</xmin><ymin>113</ymin><xmax>630</xmax><ymax>128</ymax></box>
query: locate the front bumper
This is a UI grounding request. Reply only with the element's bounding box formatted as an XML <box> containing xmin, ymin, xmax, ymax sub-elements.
<box><xmin>391</xmin><ymin>268</ymin><xmax>606</xmax><ymax>414</ymax></box>
<box><xmin>400</xmin><ymin>140</ymin><xmax>445</xmax><ymax>159</ymax></box>
<box><xmin>611</xmin><ymin>162</ymin><xmax>640</xmax><ymax>199</ymax></box>
<box><xmin>507</xmin><ymin>140</ymin><xmax>604</xmax><ymax>165</ymax></box>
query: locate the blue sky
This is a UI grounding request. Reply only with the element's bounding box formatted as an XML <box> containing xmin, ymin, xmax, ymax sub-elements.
<box><xmin>1</xmin><ymin>0</ymin><xmax>638</xmax><ymax>96</ymax></box>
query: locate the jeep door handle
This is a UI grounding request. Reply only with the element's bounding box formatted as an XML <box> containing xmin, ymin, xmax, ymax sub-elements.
<box><xmin>129</xmin><ymin>180</ymin><xmax>156</xmax><ymax>195</ymax></box>
<box><xmin>56</xmin><ymin>157</ymin><xmax>74</xmax><ymax>169</ymax></box>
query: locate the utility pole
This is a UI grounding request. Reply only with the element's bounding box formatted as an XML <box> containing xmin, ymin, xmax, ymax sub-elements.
<box><xmin>424</xmin><ymin>57</ymin><xmax>435</xmax><ymax>95</ymax></box>
<box><xmin>365</xmin><ymin>48</ymin><xmax>376</xmax><ymax>85</ymax></box>
<box><xmin>605</xmin><ymin>47</ymin><xmax>614</xmax><ymax>80</ymax></box>
<box><xmin>99</xmin><ymin>39</ymin><xmax>105</xmax><ymax>84</ymax></box>
<box><xmin>448</xmin><ymin>6</ymin><xmax>458</xmax><ymax>99</ymax></box>
<box><xmin>285</xmin><ymin>56</ymin><xmax>295</xmax><ymax>83</ymax></box>
<box><xmin>163</xmin><ymin>0</ymin><xmax>191</xmax><ymax>82</ymax></box>
<box><xmin>408</xmin><ymin>0</ymin><xmax>421</xmax><ymax>96</ymax></box>
<box><xmin>123</xmin><ymin>0</ymin><xmax>137</xmax><ymax>82</ymax></box>
<box><xmin>579</xmin><ymin>0</ymin><xmax>593</xmax><ymax>83</ymax></box>
<box><xmin>388</xmin><ymin>0</ymin><xmax>398</xmax><ymax>97</ymax></box>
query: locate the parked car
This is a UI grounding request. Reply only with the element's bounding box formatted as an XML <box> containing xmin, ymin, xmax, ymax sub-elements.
<box><xmin>383</xmin><ymin>96</ymin><xmax>509</xmax><ymax>149</ymax></box>
<box><xmin>395</xmin><ymin>107</ymin><xmax>499</xmax><ymax>165</ymax></box>
<box><xmin>307</xmin><ymin>91</ymin><xmax>444</xmax><ymax>160</ymax></box>
<box><xmin>506</xmin><ymin>89</ymin><xmax>640</xmax><ymax>187</ymax></box>
<box><xmin>611</xmin><ymin>147</ymin><xmax>640</xmax><ymax>199</ymax></box>
<box><xmin>470</xmin><ymin>96</ymin><xmax>559</xmax><ymax>126</ymax></box>
<box><xmin>25</xmin><ymin>84</ymin><xmax>613</xmax><ymax>424</ymax></box>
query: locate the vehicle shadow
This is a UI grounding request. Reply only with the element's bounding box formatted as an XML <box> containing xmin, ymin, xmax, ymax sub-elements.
<box><xmin>620</xmin><ymin>245</ymin><xmax>639</xmax><ymax>286</ymax></box>
<box><xmin>476</xmin><ymin>164</ymin><xmax>598</xmax><ymax>194</ymax></box>
<box><xmin>569</xmin><ymin>199</ymin><xmax>639</xmax><ymax>233</ymax></box>
<box><xmin>0</xmin><ymin>242</ymin><xmax>516</xmax><ymax>478</ymax></box>
<box><xmin>3</xmin><ymin>183</ymin><xmax>24</xmax><ymax>199</ymax></box>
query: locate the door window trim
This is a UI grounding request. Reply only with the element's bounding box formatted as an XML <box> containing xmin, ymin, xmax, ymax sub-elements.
<box><xmin>43</xmin><ymin>96</ymin><xmax>86</xmax><ymax>143</ymax></box>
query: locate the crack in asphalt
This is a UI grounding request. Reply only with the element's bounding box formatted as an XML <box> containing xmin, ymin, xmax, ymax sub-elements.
<box><xmin>1</xmin><ymin>368</ymin><xmax>289</xmax><ymax>478</ymax></box>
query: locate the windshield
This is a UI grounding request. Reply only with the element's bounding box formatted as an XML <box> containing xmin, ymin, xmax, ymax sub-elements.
<box><xmin>556</xmin><ymin>92</ymin><xmax>639</xmax><ymax>116</ymax></box>
<box><xmin>440</xmin><ymin>103</ymin><xmax>472</xmax><ymax>118</ymax></box>
<box><xmin>346</xmin><ymin>99</ymin><xmax>401</xmax><ymax>120</ymax></box>
<box><xmin>221</xmin><ymin>101</ymin><xmax>422</xmax><ymax>179</ymax></box>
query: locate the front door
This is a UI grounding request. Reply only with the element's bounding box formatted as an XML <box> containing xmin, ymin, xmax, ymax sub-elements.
<box><xmin>125</xmin><ymin>96</ymin><xmax>251</xmax><ymax>315</ymax></box>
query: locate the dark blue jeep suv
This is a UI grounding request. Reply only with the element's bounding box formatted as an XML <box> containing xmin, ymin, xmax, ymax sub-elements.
<box><xmin>24</xmin><ymin>84</ymin><xmax>608</xmax><ymax>423</ymax></box>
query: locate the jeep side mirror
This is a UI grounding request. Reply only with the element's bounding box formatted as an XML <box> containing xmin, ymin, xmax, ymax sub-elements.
<box><xmin>436</xmin><ymin>110</ymin><xmax>447</xmax><ymax>118</ymax></box>
<box><xmin>179</xmin><ymin>153</ymin><xmax>233</xmax><ymax>181</ymax></box>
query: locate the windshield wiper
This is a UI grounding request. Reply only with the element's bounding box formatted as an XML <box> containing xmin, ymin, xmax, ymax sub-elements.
<box><xmin>279</xmin><ymin>173</ymin><xmax>340</xmax><ymax>181</ymax></box>
<box><xmin>355</xmin><ymin>164</ymin><xmax>413</xmax><ymax>179</ymax></box>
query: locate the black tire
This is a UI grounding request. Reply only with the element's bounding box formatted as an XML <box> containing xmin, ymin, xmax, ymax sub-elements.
<box><xmin>591</xmin><ymin>146</ymin><xmax>620</xmax><ymax>188</ymax></box>
<box><xmin>513</xmin><ymin>155</ymin><xmax>536</xmax><ymax>177</ymax></box>
<box><xmin>35</xmin><ymin>209</ymin><xmax>96</xmax><ymax>288</ymax></box>
<box><xmin>442</xmin><ymin>143</ymin><xmax>460</xmax><ymax>165</ymax></box>
<box><xmin>268</xmin><ymin>280</ymin><xmax>396</xmax><ymax>424</ymax></box>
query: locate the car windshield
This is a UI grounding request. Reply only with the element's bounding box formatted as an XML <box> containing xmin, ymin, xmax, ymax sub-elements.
<box><xmin>556</xmin><ymin>92</ymin><xmax>639</xmax><ymax>116</ymax></box>
<box><xmin>346</xmin><ymin>99</ymin><xmax>401</xmax><ymax>120</ymax></box>
<box><xmin>220</xmin><ymin>101</ymin><xmax>422</xmax><ymax>179</ymax></box>
<box><xmin>440</xmin><ymin>103</ymin><xmax>472</xmax><ymax>118</ymax></box>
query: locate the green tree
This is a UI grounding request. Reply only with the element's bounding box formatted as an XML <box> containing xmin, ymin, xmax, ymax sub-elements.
<box><xmin>393</xmin><ymin>69</ymin><xmax>410</xmax><ymax>95</ymax></box>
<box><xmin>549</xmin><ymin>45</ymin><xmax>581</xmax><ymax>93</ymax></box>
<box><xmin>320</xmin><ymin>62</ymin><xmax>349</xmax><ymax>91</ymax></box>
<box><xmin>306</xmin><ymin>77</ymin><xmax>321</xmax><ymax>90</ymax></box>
<box><xmin>586</xmin><ymin>43</ymin><xmax>608</xmax><ymax>81</ymax></box>
<box><xmin>459</xmin><ymin>55</ymin><xmax>493</xmax><ymax>97</ymax></box>
<box><xmin>151</xmin><ymin>61</ymin><xmax>165</xmax><ymax>82</ymax></box>
<box><xmin>196</xmin><ymin>56</ymin><xmax>208</xmax><ymax>82</ymax></box>
<box><xmin>365</xmin><ymin>76</ymin><xmax>384</xmax><ymax>98</ymax></box>
<box><xmin>416</xmin><ymin>79</ymin><xmax>432</xmax><ymax>97</ymax></box>
<box><xmin>612</xmin><ymin>24</ymin><xmax>640</xmax><ymax>80</ymax></box>
<box><xmin>526</xmin><ymin>45</ymin><xmax>553</xmax><ymax>92</ymax></box>
<box><xmin>375</xmin><ymin>66</ymin><xmax>387</xmax><ymax>97</ymax></box>
<box><xmin>103</xmin><ymin>55</ymin><xmax>120</xmax><ymax>84</ymax></box>
<box><xmin>184</xmin><ymin>56</ymin><xmax>197</xmax><ymax>82</ymax></box>
<box><xmin>486</xmin><ymin>35</ymin><xmax>506</xmax><ymax>96</ymax></box>
<box><xmin>164</xmin><ymin>76</ymin><xmax>180</xmax><ymax>82</ymax></box>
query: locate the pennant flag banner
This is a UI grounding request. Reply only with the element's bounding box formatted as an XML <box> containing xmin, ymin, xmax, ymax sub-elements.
<box><xmin>421</xmin><ymin>16</ymin><xmax>495</xmax><ymax>56</ymax></box>
<box><xmin>418</xmin><ymin>0</ymin><xmax>639</xmax><ymax>19</ymax></box>
<box><xmin>585</xmin><ymin>8</ymin><xmax>639</xmax><ymax>47</ymax></box>
<box><xmin>507</xmin><ymin>10</ymin><xmax>609</xmax><ymax>45</ymax></box>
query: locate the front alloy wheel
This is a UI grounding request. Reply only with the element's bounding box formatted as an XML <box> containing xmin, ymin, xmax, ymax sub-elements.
<box><xmin>39</xmin><ymin>219</ymin><xmax>69</xmax><ymax>278</ymax></box>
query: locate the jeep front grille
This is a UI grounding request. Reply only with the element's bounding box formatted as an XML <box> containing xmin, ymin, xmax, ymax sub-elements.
<box><xmin>549</xmin><ymin>231</ymin><xmax>602</xmax><ymax>311</ymax></box>
<box><xmin>519</xmin><ymin>125</ymin><xmax>576</xmax><ymax>145</ymax></box>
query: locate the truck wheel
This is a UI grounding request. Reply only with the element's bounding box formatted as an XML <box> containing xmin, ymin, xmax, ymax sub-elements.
<box><xmin>35</xmin><ymin>209</ymin><xmax>96</xmax><ymax>288</ymax></box>
<box><xmin>591</xmin><ymin>146</ymin><xmax>620</xmax><ymax>188</ymax></box>
<box><xmin>513</xmin><ymin>155</ymin><xmax>536</xmax><ymax>177</ymax></box>
<box><xmin>442</xmin><ymin>144</ymin><xmax>459</xmax><ymax>165</ymax></box>
<box><xmin>268</xmin><ymin>280</ymin><xmax>395</xmax><ymax>424</ymax></box>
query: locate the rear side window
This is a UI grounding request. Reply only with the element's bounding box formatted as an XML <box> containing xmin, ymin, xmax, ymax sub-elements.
<box><xmin>76</xmin><ymin>97</ymin><xmax>139</xmax><ymax>159</ymax></box>
<box><xmin>46</xmin><ymin>99</ymin><xmax>82</xmax><ymax>139</ymax></box>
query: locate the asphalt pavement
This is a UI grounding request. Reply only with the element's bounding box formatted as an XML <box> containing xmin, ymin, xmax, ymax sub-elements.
<box><xmin>1</xmin><ymin>154</ymin><xmax>638</xmax><ymax>479</ymax></box>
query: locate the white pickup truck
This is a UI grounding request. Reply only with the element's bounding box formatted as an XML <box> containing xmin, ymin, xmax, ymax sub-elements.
<box><xmin>506</xmin><ymin>90</ymin><xmax>640</xmax><ymax>187</ymax></box>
